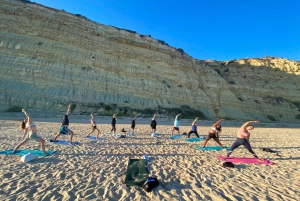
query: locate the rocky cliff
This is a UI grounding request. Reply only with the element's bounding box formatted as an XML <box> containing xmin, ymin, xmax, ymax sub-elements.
<box><xmin>0</xmin><ymin>0</ymin><xmax>300</xmax><ymax>122</ymax></box>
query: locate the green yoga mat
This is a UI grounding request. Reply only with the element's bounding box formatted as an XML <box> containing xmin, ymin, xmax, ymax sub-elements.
<box><xmin>124</xmin><ymin>159</ymin><xmax>149</xmax><ymax>186</ymax></box>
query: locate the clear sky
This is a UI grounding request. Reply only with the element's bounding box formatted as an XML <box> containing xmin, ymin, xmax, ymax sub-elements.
<box><xmin>32</xmin><ymin>0</ymin><xmax>300</xmax><ymax>61</ymax></box>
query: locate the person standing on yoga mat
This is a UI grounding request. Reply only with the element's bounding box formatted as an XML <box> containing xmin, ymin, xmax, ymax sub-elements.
<box><xmin>150</xmin><ymin>114</ymin><xmax>157</xmax><ymax>135</ymax></box>
<box><xmin>202</xmin><ymin>119</ymin><xmax>225</xmax><ymax>148</ymax></box>
<box><xmin>86</xmin><ymin>114</ymin><xmax>101</xmax><ymax>139</ymax></box>
<box><xmin>13</xmin><ymin>109</ymin><xmax>47</xmax><ymax>154</ymax></box>
<box><xmin>187</xmin><ymin>117</ymin><xmax>200</xmax><ymax>138</ymax></box>
<box><xmin>53</xmin><ymin>104</ymin><xmax>74</xmax><ymax>145</ymax></box>
<box><xmin>226</xmin><ymin>120</ymin><xmax>260</xmax><ymax>159</ymax></box>
<box><xmin>171</xmin><ymin>113</ymin><xmax>181</xmax><ymax>137</ymax></box>
<box><xmin>111</xmin><ymin>114</ymin><xmax>117</xmax><ymax>134</ymax></box>
<box><xmin>131</xmin><ymin>114</ymin><xmax>137</xmax><ymax>135</ymax></box>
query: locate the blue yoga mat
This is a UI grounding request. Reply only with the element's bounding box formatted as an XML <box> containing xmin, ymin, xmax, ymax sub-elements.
<box><xmin>49</xmin><ymin>139</ymin><xmax>81</xmax><ymax>145</ymax></box>
<box><xmin>171</xmin><ymin>134</ymin><xmax>184</xmax><ymax>139</ymax></box>
<box><xmin>0</xmin><ymin>149</ymin><xmax>56</xmax><ymax>157</ymax></box>
<box><xmin>85</xmin><ymin>136</ymin><xmax>105</xmax><ymax>141</ymax></box>
<box><xmin>196</xmin><ymin>146</ymin><xmax>230</xmax><ymax>151</ymax></box>
<box><xmin>128</xmin><ymin>132</ymin><xmax>136</xmax><ymax>137</ymax></box>
<box><xmin>184</xmin><ymin>137</ymin><xmax>205</xmax><ymax>142</ymax></box>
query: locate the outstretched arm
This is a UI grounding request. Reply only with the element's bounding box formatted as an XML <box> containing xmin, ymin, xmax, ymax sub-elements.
<box><xmin>212</xmin><ymin>118</ymin><xmax>225</xmax><ymax>127</ymax></box>
<box><xmin>241</xmin><ymin>120</ymin><xmax>260</xmax><ymax>129</ymax></box>
<box><xmin>176</xmin><ymin>113</ymin><xmax>181</xmax><ymax>119</ymax></box>
<box><xmin>192</xmin><ymin>117</ymin><xmax>199</xmax><ymax>124</ymax></box>
<box><xmin>66</xmin><ymin>104</ymin><xmax>71</xmax><ymax>115</ymax></box>
<box><xmin>22</xmin><ymin>109</ymin><xmax>31</xmax><ymax>123</ymax></box>
<box><xmin>152</xmin><ymin>114</ymin><xmax>156</xmax><ymax>120</ymax></box>
<box><xmin>90</xmin><ymin>114</ymin><xmax>94</xmax><ymax>123</ymax></box>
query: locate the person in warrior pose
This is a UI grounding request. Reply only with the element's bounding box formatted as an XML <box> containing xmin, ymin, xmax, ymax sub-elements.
<box><xmin>53</xmin><ymin>104</ymin><xmax>74</xmax><ymax>145</ymax></box>
<box><xmin>13</xmin><ymin>109</ymin><xmax>47</xmax><ymax>154</ymax></box>
<box><xmin>187</xmin><ymin>117</ymin><xmax>200</xmax><ymax>138</ymax></box>
<box><xmin>86</xmin><ymin>114</ymin><xmax>101</xmax><ymax>139</ymax></box>
<box><xmin>171</xmin><ymin>113</ymin><xmax>181</xmax><ymax>137</ymax></box>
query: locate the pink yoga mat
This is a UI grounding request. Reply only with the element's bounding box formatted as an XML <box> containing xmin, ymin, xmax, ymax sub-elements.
<box><xmin>217</xmin><ymin>155</ymin><xmax>275</xmax><ymax>165</ymax></box>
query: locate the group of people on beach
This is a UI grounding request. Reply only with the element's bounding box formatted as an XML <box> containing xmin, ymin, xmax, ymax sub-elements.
<box><xmin>13</xmin><ymin>104</ymin><xmax>261</xmax><ymax>159</ymax></box>
<box><xmin>170</xmin><ymin>113</ymin><xmax>260</xmax><ymax>159</ymax></box>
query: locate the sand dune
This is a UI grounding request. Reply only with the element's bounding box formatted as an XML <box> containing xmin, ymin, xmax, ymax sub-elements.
<box><xmin>0</xmin><ymin>114</ymin><xmax>299</xmax><ymax>201</ymax></box>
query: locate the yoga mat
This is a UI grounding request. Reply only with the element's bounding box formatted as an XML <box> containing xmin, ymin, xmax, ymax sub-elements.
<box><xmin>49</xmin><ymin>139</ymin><xmax>81</xmax><ymax>146</ymax></box>
<box><xmin>217</xmin><ymin>155</ymin><xmax>275</xmax><ymax>165</ymax></box>
<box><xmin>184</xmin><ymin>137</ymin><xmax>205</xmax><ymax>142</ymax></box>
<box><xmin>128</xmin><ymin>132</ymin><xmax>136</xmax><ymax>137</ymax></box>
<box><xmin>124</xmin><ymin>159</ymin><xmax>149</xmax><ymax>186</ymax></box>
<box><xmin>85</xmin><ymin>136</ymin><xmax>105</xmax><ymax>141</ymax></box>
<box><xmin>150</xmin><ymin>133</ymin><xmax>159</xmax><ymax>137</ymax></box>
<box><xmin>196</xmin><ymin>146</ymin><xmax>230</xmax><ymax>151</ymax></box>
<box><xmin>171</xmin><ymin>134</ymin><xmax>183</xmax><ymax>139</ymax></box>
<box><xmin>0</xmin><ymin>149</ymin><xmax>56</xmax><ymax>157</ymax></box>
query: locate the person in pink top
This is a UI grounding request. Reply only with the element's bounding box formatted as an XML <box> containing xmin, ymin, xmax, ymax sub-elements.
<box><xmin>226</xmin><ymin>120</ymin><xmax>260</xmax><ymax>158</ymax></box>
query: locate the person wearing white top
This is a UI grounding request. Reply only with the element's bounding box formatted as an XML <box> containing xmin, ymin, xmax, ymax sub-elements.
<box><xmin>202</xmin><ymin>119</ymin><xmax>225</xmax><ymax>148</ymax></box>
<box><xmin>171</xmin><ymin>114</ymin><xmax>181</xmax><ymax>137</ymax></box>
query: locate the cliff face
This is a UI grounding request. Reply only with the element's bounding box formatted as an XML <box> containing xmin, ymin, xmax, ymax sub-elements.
<box><xmin>0</xmin><ymin>0</ymin><xmax>300</xmax><ymax>122</ymax></box>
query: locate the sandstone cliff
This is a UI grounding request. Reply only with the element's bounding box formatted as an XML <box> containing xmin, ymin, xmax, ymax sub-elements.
<box><xmin>0</xmin><ymin>0</ymin><xmax>299</xmax><ymax>122</ymax></box>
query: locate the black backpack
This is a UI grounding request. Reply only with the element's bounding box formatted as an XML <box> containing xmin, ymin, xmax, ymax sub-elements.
<box><xmin>222</xmin><ymin>162</ymin><xmax>235</xmax><ymax>168</ymax></box>
<box><xmin>140</xmin><ymin>177</ymin><xmax>159</xmax><ymax>193</ymax></box>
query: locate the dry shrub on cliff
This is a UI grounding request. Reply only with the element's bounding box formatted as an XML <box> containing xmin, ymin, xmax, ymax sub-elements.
<box><xmin>267</xmin><ymin>115</ymin><xmax>276</xmax><ymax>121</ymax></box>
<box><xmin>5</xmin><ymin>106</ymin><xmax>22</xmax><ymax>112</ymax></box>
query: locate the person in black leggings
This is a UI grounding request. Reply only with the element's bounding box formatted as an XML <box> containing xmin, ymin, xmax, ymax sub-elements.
<box><xmin>227</xmin><ymin>120</ymin><xmax>260</xmax><ymax>158</ymax></box>
<box><xmin>111</xmin><ymin>114</ymin><xmax>117</xmax><ymax>134</ymax></box>
<box><xmin>188</xmin><ymin>117</ymin><xmax>200</xmax><ymax>138</ymax></box>
<box><xmin>202</xmin><ymin>119</ymin><xmax>225</xmax><ymax>148</ymax></box>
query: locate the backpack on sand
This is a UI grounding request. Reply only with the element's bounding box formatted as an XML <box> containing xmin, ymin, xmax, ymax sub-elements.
<box><xmin>222</xmin><ymin>162</ymin><xmax>235</xmax><ymax>168</ymax></box>
<box><xmin>140</xmin><ymin>177</ymin><xmax>159</xmax><ymax>193</ymax></box>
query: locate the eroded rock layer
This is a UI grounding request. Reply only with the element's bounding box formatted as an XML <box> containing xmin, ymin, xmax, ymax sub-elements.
<box><xmin>0</xmin><ymin>0</ymin><xmax>299</xmax><ymax>121</ymax></box>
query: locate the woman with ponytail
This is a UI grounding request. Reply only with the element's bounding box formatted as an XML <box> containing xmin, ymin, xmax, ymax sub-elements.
<box><xmin>13</xmin><ymin>109</ymin><xmax>47</xmax><ymax>154</ymax></box>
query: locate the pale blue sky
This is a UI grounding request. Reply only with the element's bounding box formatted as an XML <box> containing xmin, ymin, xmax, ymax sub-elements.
<box><xmin>32</xmin><ymin>0</ymin><xmax>300</xmax><ymax>61</ymax></box>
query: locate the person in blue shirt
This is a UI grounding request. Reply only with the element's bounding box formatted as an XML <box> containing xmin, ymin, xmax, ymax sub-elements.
<box><xmin>171</xmin><ymin>113</ymin><xmax>181</xmax><ymax>137</ymax></box>
<box><xmin>187</xmin><ymin>117</ymin><xmax>200</xmax><ymax>138</ymax></box>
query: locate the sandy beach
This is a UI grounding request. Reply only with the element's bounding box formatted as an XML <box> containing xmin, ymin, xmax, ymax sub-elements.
<box><xmin>0</xmin><ymin>113</ymin><xmax>299</xmax><ymax>201</ymax></box>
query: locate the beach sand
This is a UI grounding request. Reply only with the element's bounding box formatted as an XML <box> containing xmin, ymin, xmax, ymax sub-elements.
<box><xmin>0</xmin><ymin>114</ymin><xmax>299</xmax><ymax>201</ymax></box>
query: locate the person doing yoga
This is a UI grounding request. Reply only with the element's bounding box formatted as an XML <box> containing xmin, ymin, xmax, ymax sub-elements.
<box><xmin>131</xmin><ymin>114</ymin><xmax>137</xmax><ymax>134</ymax></box>
<box><xmin>171</xmin><ymin>113</ymin><xmax>181</xmax><ymax>137</ymax></box>
<box><xmin>13</xmin><ymin>109</ymin><xmax>47</xmax><ymax>154</ymax></box>
<box><xmin>86</xmin><ymin>114</ymin><xmax>101</xmax><ymax>139</ymax></box>
<box><xmin>187</xmin><ymin>117</ymin><xmax>200</xmax><ymax>138</ymax></box>
<box><xmin>111</xmin><ymin>114</ymin><xmax>117</xmax><ymax>134</ymax></box>
<box><xmin>150</xmin><ymin>114</ymin><xmax>157</xmax><ymax>135</ymax></box>
<box><xmin>202</xmin><ymin>119</ymin><xmax>225</xmax><ymax>148</ymax></box>
<box><xmin>226</xmin><ymin>120</ymin><xmax>260</xmax><ymax>159</ymax></box>
<box><xmin>53</xmin><ymin>104</ymin><xmax>74</xmax><ymax>145</ymax></box>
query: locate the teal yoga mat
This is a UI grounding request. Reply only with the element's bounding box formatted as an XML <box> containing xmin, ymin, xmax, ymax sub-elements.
<box><xmin>124</xmin><ymin>159</ymin><xmax>149</xmax><ymax>186</ymax></box>
<box><xmin>184</xmin><ymin>137</ymin><xmax>205</xmax><ymax>142</ymax></box>
<box><xmin>196</xmin><ymin>146</ymin><xmax>230</xmax><ymax>151</ymax></box>
<box><xmin>0</xmin><ymin>149</ymin><xmax>56</xmax><ymax>157</ymax></box>
<box><xmin>85</xmin><ymin>136</ymin><xmax>105</xmax><ymax>141</ymax></box>
<box><xmin>49</xmin><ymin>139</ymin><xmax>81</xmax><ymax>145</ymax></box>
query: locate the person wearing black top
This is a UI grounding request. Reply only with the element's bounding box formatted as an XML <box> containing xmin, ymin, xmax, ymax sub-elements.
<box><xmin>131</xmin><ymin>114</ymin><xmax>137</xmax><ymax>135</ymax></box>
<box><xmin>150</xmin><ymin>114</ymin><xmax>157</xmax><ymax>135</ymax></box>
<box><xmin>111</xmin><ymin>114</ymin><xmax>117</xmax><ymax>134</ymax></box>
<box><xmin>53</xmin><ymin>104</ymin><xmax>74</xmax><ymax>145</ymax></box>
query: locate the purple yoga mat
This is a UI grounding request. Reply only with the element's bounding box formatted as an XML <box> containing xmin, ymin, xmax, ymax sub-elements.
<box><xmin>217</xmin><ymin>155</ymin><xmax>275</xmax><ymax>165</ymax></box>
